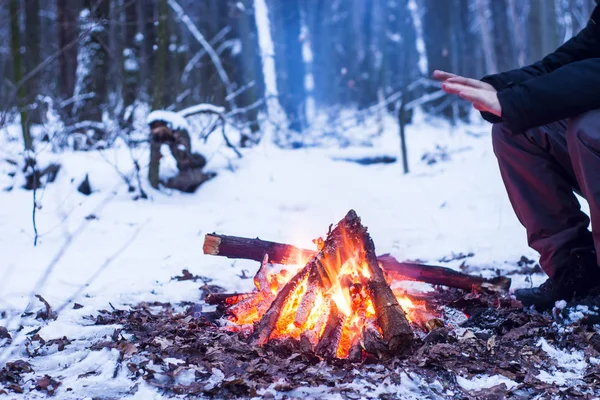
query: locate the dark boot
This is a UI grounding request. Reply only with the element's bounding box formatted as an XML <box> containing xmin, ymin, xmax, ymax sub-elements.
<box><xmin>515</xmin><ymin>247</ymin><xmax>600</xmax><ymax>310</ymax></box>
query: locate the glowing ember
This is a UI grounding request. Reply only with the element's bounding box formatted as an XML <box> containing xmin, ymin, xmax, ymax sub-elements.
<box><xmin>223</xmin><ymin>211</ymin><xmax>421</xmax><ymax>359</ymax></box>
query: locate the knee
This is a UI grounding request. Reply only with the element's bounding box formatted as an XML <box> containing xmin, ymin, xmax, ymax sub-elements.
<box><xmin>491</xmin><ymin>122</ymin><xmax>512</xmax><ymax>154</ymax></box>
<box><xmin>567</xmin><ymin>109</ymin><xmax>600</xmax><ymax>148</ymax></box>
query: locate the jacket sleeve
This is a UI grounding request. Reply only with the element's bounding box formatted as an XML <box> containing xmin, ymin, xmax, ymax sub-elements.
<box><xmin>498</xmin><ymin>58</ymin><xmax>600</xmax><ymax>133</ymax></box>
<box><xmin>479</xmin><ymin>6</ymin><xmax>600</xmax><ymax>127</ymax></box>
<box><xmin>481</xmin><ymin>6</ymin><xmax>600</xmax><ymax>92</ymax></box>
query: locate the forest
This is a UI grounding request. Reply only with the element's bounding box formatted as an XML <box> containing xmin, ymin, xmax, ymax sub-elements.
<box><xmin>2</xmin><ymin>0</ymin><xmax>595</xmax><ymax>154</ymax></box>
<box><xmin>3</xmin><ymin>1</ymin><xmax>600</xmax><ymax>399</ymax></box>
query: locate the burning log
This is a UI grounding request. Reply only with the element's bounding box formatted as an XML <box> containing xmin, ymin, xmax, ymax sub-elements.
<box><xmin>294</xmin><ymin>270</ymin><xmax>322</xmax><ymax>327</ymax></box>
<box><xmin>205</xmin><ymin>292</ymin><xmax>252</xmax><ymax>306</ymax></box>
<box><xmin>203</xmin><ymin>234</ymin><xmax>315</xmax><ymax>266</ymax></box>
<box><xmin>203</xmin><ymin>234</ymin><xmax>510</xmax><ymax>292</ymax></box>
<box><xmin>356</xmin><ymin>215</ymin><xmax>414</xmax><ymax>353</ymax></box>
<box><xmin>221</xmin><ymin>210</ymin><xmax>415</xmax><ymax>358</ymax></box>
<box><xmin>251</xmin><ymin>267</ymin><xmax>311</xmax><ymax>346</ymax></box>
<box><xmin>314</xmin><ymin>303</ymin><xmax>346</xmax><ymax>358</ymax></box>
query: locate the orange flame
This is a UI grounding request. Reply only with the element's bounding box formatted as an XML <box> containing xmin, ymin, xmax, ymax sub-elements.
<box><xmin>227</xmin><ymin>227</ymin><xmax>428</xmax><ymax>358</ymax></box>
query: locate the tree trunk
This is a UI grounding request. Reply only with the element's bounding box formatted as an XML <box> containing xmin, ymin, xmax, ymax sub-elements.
<box><xmin>507</xmin><ymin>0</ymin><xmax>526</xmax><ymax>67</ymax></box>
<box><xmin>123</xmin><ymin>0</ymin><xmax>140</xmax><ymax>109</ymax></box>
<box><xmin>383</xmin><ymin>0</ymin><xmax>419</xmax><ymax>121</ymax></box>
<box><xmin>475</xmin><ymin>0</ymin><xmax>498</xmax><ymax>74</ymax></box>
<box><xmin>25</xmin><ymin>0</ymin><xmax>41</xmax><ymax>123</ymax></box>
<box><xmin>72</xmin><ymin>0</ymin><xmax>110</xmax><ymax>141</ymax></box>
<box><xmin>57</xmin><ymin>0</ymin><xmax>79</xmax><ymax>121</ymax></box>
<box><xmin>149</xmin><ymin>0</ymin><xmax>170</xmax><ymax>189</ymax></box>
<box><xmin>356</xmin><ymin>0</ymin><xmax>377</xmax><ymax>109</ymax></box>
<box><xmin>268</xmin><ymin>0</ymin><xmax>306</xmax><ymax>132</ymax></box>
<box><xmin>152</xmin><ymin>0</ymin><xmax>169</xmax><ymax>111</ymax></box>
<box><xmin>253</xmin><ymin>0</ymin><xmax>286</xmax><ymax>129</ymax></box>
<box><xmin>306</xmin><ymin>0</ymin><xmax>335</xmax><ymax>107</ymax></box>
<box><xmin>136</xmin><ymin>0</ymin><xmax>154</xmax><ymax>103</ymax></box>
<box><xmin>527</xmin><ymin>0</ymin><xmax>559</xmax><ymax>64</ymax></box>
<box><xmin>422</xmin><ymin>0</ymin><xmax>453</xmax><ymax>117</ymax></box>
<box><xmin>9</xmin><ymin>0</ymin><xmax>33</xmax><ymax>151</ymax></box>
<box><xmin>490</xmin><ymin>0</ymin><xmax>517</xmax><ymax>72</ymax></box>
<box><xmin>234</xmin><ymin>0</ymin><xmax>265</xmax><ymax>136</ymax></box>
<box><xmin>108</xmin><ymin>0</ymin><xmax>124</xmax><ymax>115</ymax></box>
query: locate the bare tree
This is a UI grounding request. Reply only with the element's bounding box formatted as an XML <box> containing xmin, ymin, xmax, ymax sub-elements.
<box><xmin>475</xmin><ymin>0</ymin><xmax>499</xmax><ymax>74</ymax></box>
<box><xmin>9</xmin><ymin>0</ymin><xmax>33</xmax><ymax>151</ymax></box>
<box><xmin>57</xmin><ymin>0</ymin><xmax>80</xmax><ymax>121</ymax></box>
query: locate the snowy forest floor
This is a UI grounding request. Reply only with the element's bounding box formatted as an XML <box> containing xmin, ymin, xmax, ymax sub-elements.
<box><xmin>1</xmin><ymin>113</ymin><xmax>599</xmax><ymax>399</ymax></box>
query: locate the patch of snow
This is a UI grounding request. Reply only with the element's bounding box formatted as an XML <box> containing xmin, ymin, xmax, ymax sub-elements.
<box><xmin>536</xmin><ymin>338</ymin><xmax>587</xmax><ymax>385</ymax></box>
<box><xmin>231</xmin><ymin>38</ymin><xmax>242</xmax><ymax>56</ymax></box>
<box><xmin>178</xmin><ymin>103</ymin><xmax>225</xmax><ymax>117</ymax></box>
<box><xmin>147</xmin><ymin>110</ymin><xmax>190</xmax><ymax>131</ymax></box>
<box><xmin>174</xmin><ymin>368</ymin><xmax>196</xmax><ymax>385</ymax></box>
<box><xmin>555</xmin><ymin>299</ymin><xmax>567</xmax><ymax>310</ymax></box>
<box><xmin>565</xmin><ymin>304</ymin><xmax>598</xmax><ymax>323</ymax></box>
<box><xmin>204</xmin><ymin>368</ymin><xmax>224</xmax><ymax>391</ymax></box>
<box><xmin>124</xmin><ymin>58</ymin><xmax>138</xmax><ymax>72</ymax></box>
<box><xmin>457</xmin><ymin>374</ymin><xmax>518</xmax><ymax>391</ymax></box>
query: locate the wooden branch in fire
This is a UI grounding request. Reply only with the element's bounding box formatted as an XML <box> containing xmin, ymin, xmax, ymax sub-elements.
<box><xmin>203</xmin><ymin>233</ymin><xmax>511</xmax><ymax>293</ymax></box>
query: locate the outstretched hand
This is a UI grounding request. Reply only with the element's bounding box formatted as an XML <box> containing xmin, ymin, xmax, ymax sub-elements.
<box><xmin>433</xmin><ymin>70</ymin><xmax>502</xmax><ymax>117</ymax></box>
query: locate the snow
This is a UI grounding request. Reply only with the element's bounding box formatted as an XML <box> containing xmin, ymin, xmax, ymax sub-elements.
<box><xmin>1</xmin><ymin>110</ymin><xmax>596</xmax><ymax>398</ymax></box>
<box><xmin>147</xmin><ymin>110</ymin><xmax>190</xmax><ymax>131</ymax></box>
<box><xmin>536</xmin><ymin>338</ymin><xmax>588</xmax><ymax>385</ymax></box>
<box><xmin>555</xmin><ymin>299</ymin><xmax>567</xmax><ymax>310</ymax></box>
<box><xmin>456</xmin><ymin>374</ymin><xmax>518</xmax><ymax>391</ymax></box>
<box><xmin>178</xmin><ymin>103</ymin><xmax>226</xmax><ymax>117</ymax></box>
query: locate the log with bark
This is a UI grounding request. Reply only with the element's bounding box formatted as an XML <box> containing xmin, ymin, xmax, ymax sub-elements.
<box><xmin>203</xmin><ymin>233</ymin><xmax>510</xmax><ymax>293</ymax></box>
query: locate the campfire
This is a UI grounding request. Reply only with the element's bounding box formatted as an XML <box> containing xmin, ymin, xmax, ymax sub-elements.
<box><xmin>203</xmin><ymin>210</ymin><xmax>511</xmax><ymax>360</ymax></box>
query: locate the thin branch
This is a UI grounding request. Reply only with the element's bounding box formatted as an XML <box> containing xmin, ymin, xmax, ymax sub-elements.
<box><xmin>225</xmin><ymin>81</ymin><xmax>256</xmax><ymax>102</ymax></box>
<box><xmin>167</xmin><ymin>0</ymin><xmax>237</xmax><ymax>111</ymax></box>
<box><xmin>181</xmin><ymin>26</ymin><xmax>232</xmax><ymax>84</ymax></box>
<box><xmin>404</xmin><ymin>89</ymin><xmax>446</xmax><ymax>111</ymax></box>
<box><xmin>31</xmin><ymin>163</ymin><xmax>39</xmax><ymax>246</ymax></box>
<box><xmin>54</xmin><ymin>219</ymin><xmax>148</xmax><ymax>314</ymax></box>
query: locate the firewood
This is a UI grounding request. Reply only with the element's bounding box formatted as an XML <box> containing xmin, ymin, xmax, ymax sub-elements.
<box><xmin>356</xmin><ymin>215</ymin><xmax>414</xmax><ymax>353</ymax></box>
<box><xmin>254</xmin><ymin>253</ymin><xmax>271</xmax><ymax>294</ymax></box>
<box><xmin>203</xmin><ymin>233</ymin><xmax>511</xmax><ymax>292</ymax></box>
<box><xmin>227</xmin><ymin>295</ymin><xmax>262</xmax><ymax>321</ymax></box>
<box><xmin>203</xmin><ymin>234</ymin><xmax>314</xmax><ymax>266</ymax></box>
<box><xmin>251</xmin><ymin>267</ymin><xmax>311</xmax><ymax>346</ymax></box>
<box><xmin>252</xmin><ymin>210</ymin><xmax>371</xmax><ymax>346</ymax></box>
<box><xmin>294</xmin><ymin>269</ymin><xmax>322</xmax><ymax>327</ymax></box>
<box><xmin>315</xmin><ymin>303</ymin><xmax>346</xmax><ymax>358</ymax></box>
<box><xmin>362</xmin><ymin>320</ymin><xmax>388</xmax><ymax>358</ymax></box>
<box><xmin>205</xmin><ymin>292</ymin><xmax>253</xmax><ymax>306</ymax></box>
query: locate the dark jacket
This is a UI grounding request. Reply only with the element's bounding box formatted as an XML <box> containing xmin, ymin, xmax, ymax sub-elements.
<box><xmin>481</xmin><ymin>5</ymin><xmax>600</xmax><ymax>133</ymax></box>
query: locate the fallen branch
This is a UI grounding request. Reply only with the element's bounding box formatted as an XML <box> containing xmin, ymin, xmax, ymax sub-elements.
<box><xmin>203</xmin><ymin>233</ymin><xmax>510</xmax><ymax>292</ymax></box>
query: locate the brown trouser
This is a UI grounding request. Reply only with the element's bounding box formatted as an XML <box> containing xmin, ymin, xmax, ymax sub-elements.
<box><xmin>492</xmin><ymin>110</ymin><xmax>600</xmax><ymax>278</ymax></box>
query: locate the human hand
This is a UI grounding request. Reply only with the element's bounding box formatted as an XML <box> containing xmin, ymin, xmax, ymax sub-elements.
<box><xmin>433</xmin><ymin>70</ymin><xmax>496</xmax><ymax>93</ymax></box>
<box><xmin>433</xmin><ymin>70</ymin><xmax>501</xmax><ymax>117</ymax></box>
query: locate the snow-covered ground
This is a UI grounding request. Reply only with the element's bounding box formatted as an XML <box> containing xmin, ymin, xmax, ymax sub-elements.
<box><xmin>0</xmin><ymin>111</ymin><xmax>562</xmax><ymax>398</ymax></box>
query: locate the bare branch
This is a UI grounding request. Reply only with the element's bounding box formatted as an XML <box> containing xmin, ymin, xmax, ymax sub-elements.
<box><xmin>167</xmin><ymin>0</ymin><xmax>236</xmax><ymax>110</ymax></box>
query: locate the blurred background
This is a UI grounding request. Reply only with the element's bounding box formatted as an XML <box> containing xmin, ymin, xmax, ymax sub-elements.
<box><xmin>2</xmin><ymin>0</ymin><xmax>596</xmax><ymax>146</ymax></box>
